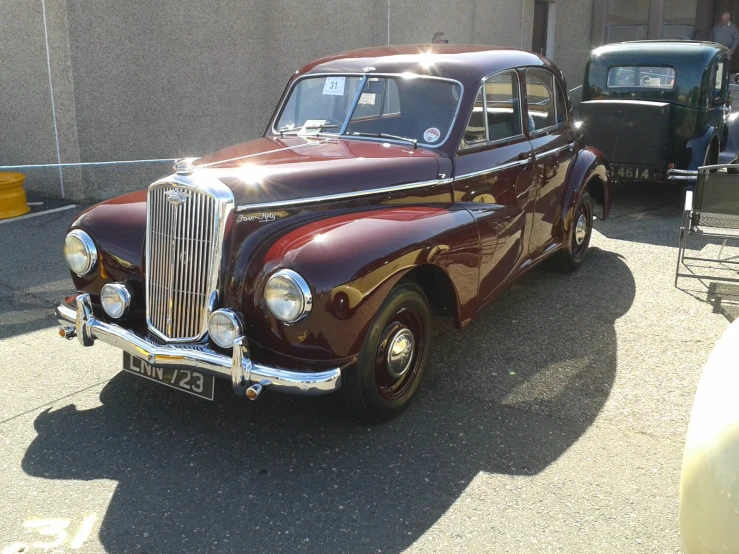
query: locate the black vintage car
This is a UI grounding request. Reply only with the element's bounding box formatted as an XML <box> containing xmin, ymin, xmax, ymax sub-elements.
<box><xmin>579</xmin><ymin>41</ymin><xmax>732</xmax><ymax>183</ymax></box>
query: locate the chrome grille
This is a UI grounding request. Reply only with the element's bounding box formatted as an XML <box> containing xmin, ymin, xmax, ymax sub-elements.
<box><xmin>146</xmin><ymin>184</ymin><xmax>218</xmax><ymax>341</ymax></box>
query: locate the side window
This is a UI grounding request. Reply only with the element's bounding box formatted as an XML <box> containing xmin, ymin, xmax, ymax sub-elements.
<box><xmin>484</xmin><ymin>71</ymin><xmax>522</xmax><ymax>141</ymax></box>
<box><xmin>461</xmin><ymin>87</ymin><xmax>486</xmax><ymax>149</ymax></box>
<box><xmin>555</xmin><ymin>80</ymin><xmax>568</xmax><ymax>125</ymax></box>
<box><xmin>526</xmin><ymin>69</ymin><xmax>556</xmax><ymax>132</ymax></box>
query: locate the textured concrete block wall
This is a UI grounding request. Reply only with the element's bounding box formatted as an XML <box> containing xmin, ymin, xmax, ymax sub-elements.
<box><xmin>1</xmin><ymin>0</ymin><xmax>589</xmax><ymax>203</ymax></box>
<box><xmin>554</xmin><ymin>0</ymin><xmax>595</xmax><ymax>96</ymax></box>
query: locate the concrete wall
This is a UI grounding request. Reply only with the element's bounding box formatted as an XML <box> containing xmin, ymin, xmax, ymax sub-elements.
<box><xmin>1</xmin><ymin>0</ymin><xmax>590</xmax><ymax>202</ymax></box>
<box><xmin>555</xmin><ymin>0</ymin><xmax>595</xmax><ymax>98</ymax></box>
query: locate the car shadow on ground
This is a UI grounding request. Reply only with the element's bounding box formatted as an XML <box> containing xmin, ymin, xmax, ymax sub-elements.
<box><xmin>594</xmin><ymin>181</ymin><xmax>687</xmax><ymax>248</ymax></box>
<box><xmin>21</xmin><ymin>249</ymin><xmax>635</xmax><ymax>554</ymax></box>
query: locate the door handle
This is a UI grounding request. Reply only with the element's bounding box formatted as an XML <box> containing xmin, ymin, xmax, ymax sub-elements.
<box><xmin>517</xmin><ymin>152</ymin><xmax>531</xmax><ymax>161</ymax></box>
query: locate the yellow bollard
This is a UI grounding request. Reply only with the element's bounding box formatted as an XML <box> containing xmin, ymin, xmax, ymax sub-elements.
<box><xmin>0</xmin><ymin>172</ymin><xmax>31</xmax><ymax>220</ymax></box>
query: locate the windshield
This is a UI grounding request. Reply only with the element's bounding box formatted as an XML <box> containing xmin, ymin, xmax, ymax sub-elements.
<box><xmin>274</xmin><ymin>75</ymin><xmax>463</xmax><ymax>146</ymax></box>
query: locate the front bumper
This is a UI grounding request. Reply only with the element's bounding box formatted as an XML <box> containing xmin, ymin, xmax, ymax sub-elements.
<box><xmin>56</xmin><ymin>294</ymin><xmax>341</xmax><ymax>397</ymax></box>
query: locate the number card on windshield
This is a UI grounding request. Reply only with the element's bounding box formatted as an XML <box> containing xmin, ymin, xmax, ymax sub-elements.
<box><xmin>323</xmin><ymin>77</ymin><xmax>345</xmax><ymax>96</ymax></box>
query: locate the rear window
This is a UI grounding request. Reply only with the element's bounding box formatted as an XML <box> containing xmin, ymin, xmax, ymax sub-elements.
<box><xmin>607</xmin><ymin>66</ymin><xmax>676</xmax><ymax>89</ymax></box>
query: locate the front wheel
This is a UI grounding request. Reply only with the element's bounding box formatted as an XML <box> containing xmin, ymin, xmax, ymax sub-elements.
<box><xmin>554</xmin><ymin>191</ymin><xmax>593</xmax><ymax>273</ymax></box>
<box><xmin>340</xmin><ymin>283</ymin><xmax>432</xmax><ymax>422</ymax></box>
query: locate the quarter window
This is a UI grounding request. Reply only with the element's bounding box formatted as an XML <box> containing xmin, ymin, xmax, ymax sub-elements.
<box><xmin>461</xmin><ymin>88</ymin><xmax>486</xmax><ymax>148</ymax></box>
<box><xmin>526</xmin><ymin>70</ymin><xmax>556</xmax><ymax>132</ymax></box>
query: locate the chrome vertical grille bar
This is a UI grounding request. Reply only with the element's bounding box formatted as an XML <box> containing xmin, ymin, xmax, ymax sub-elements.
<box><xmin>145</xmin><ymin>177</ymin><xmax>233</xmax><ymax>343</ymax></box>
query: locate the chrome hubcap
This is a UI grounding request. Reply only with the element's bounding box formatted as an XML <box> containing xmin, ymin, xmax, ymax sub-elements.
<box><xmin>574</xmin><ymin>214</ymin><xmax>588</xmax><ymax>245</ymax></box>
<box><xmin>386</xmin><ymin>328</ymin><xmax>415</xmax><ymax>379</ymax></box>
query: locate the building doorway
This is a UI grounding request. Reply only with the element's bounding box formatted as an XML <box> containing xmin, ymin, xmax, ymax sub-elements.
<box><xmin>532</xmin><ymin>0</ymin><xmax>556</xmax><ymax>58</ymax></box>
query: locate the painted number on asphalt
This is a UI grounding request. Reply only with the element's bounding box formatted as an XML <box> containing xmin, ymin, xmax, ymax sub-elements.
<box><xmin>2</xmin><ymin>514</ymin><xmax>96</xmax><ymax>553</ymax></box>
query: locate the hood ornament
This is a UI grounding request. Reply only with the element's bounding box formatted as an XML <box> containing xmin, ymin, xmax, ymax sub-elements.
<box><xmin>173</xmin><ymin>157</ymin><xmax>199</xmax><ymax>175</ymax></box>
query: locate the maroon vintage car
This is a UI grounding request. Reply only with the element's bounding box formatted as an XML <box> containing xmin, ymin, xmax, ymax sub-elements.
<box><xmin>56</xmin><ymin>45</ymin><xmax>611</xmax><ymax>421</ymax></box>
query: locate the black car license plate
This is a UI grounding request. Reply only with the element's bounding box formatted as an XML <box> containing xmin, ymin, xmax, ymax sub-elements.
<box><xmin>614</xmin><ymin>165</ymin><xmax>653</xmax><ymax>181</ymax></box>
<box><xmin>122</xmin><ymin>352</ymin><xmax>215</xmax><ymax>400</ymax></box>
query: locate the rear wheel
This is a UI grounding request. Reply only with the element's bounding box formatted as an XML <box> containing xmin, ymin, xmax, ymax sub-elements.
<box><xmin>340</xmin><ymin>283</ymin><xmax>431</xmax><ymax>423</ymax></box>
<box><xmin>555</xmin><ymin>191</ymin><xmax>593</xmax><ymax>273</ymax></box>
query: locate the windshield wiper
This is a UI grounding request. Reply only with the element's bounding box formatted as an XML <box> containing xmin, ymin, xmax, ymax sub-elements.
<box><xmin>278</xmin><ymin>123</ymin><xmax>339</xmax><ymax>137</ymax></box>
<box><xmin>347</xmin><ymin>131</ymin><xmax>418</xmax><ymax>149</ymax></box>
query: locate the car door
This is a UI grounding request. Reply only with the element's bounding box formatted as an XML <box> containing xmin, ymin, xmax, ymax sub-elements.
<box><xmin>524</xmin><ymin>68</ymin><xmax>577</xmax><ymax>255</ymax></box>
<box><xmin>453</xmin><ymin>70</ymin><xmax>536</xmax><ymax>306</ymax></box>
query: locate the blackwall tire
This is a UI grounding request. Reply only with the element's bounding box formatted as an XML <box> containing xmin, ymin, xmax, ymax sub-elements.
<box><xmin>339</xmin><ymin>283</ymin><xmax>432</xmax><ymax>423</ymax></box>
<box><xmin>555</xmin><ymin>191</ymin><xmax>594</xmax><ymax>273</ymax></box>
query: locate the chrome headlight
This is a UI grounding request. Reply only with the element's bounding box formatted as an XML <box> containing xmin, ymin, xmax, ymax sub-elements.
<box><xmin>64</xmin><ymin>230</ymin><xmax>98</xmax><ymax>276</ymax></box>
<box><xmin>264</xmin><ymin>269</ymin><xmax>312</xmax><ymax>323</ymax></box>
<box><xmin>100</xmin><ymin>283</ymin><xmax>131</xmax><ymax>319</ymax></box>
<box><xmin>208</xmin><ymin>309</ymin><xmax>242</xmax><ymax>348</ymax></box>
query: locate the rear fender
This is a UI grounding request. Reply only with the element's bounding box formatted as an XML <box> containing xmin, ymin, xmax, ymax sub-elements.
<box><xmin>686</xmin><ymin>126</ymin><xmax>717</xmax><ymax>169</ymax></box>
<box><xmin>562</xmin><ymin>147</ymin><xmax>611</xmax><ymax>232</ymax></box>
<box><xmin>241</xmin><ymin>205</ymin><xmax>480</xmax><ymax>362</ymax></box>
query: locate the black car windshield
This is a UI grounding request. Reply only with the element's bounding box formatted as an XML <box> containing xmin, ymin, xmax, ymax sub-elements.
<box><xmin>274</xmin><ymin>75</ymin><xmax>463</xmax><ymax>146</ymax></box>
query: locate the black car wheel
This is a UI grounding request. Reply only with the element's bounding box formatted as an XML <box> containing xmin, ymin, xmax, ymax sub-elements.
<box><xmin>555</xmin><ymin>191</ymin><xmax>593</xmax><ymax>273</ymax></box>
<box><xmin>340</xmin><ymin>283</ymin><xmax>431</xmax><ymax>422</ymax></box>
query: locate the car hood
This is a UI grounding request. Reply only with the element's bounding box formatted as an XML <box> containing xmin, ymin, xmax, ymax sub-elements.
<box><xmin>68</xmin><ymin>136</ymin><xmax>443</xmax><ymax>296</ymax></box>
<box><xmin>196</xmin><ymin>136</ymin><xmax>442</xmax><ymax>208</ymax></box>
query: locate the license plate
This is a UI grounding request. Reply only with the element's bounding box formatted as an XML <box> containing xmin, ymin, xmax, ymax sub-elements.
<box><xmin>614</xmin><ymin>165</ymin><xmax>653</xmax><ymax>181</ymax></box>
<box><xmin>122</xmin><ymin>352</ymin><xmax>215</xmax><ymax>400</ymax></box>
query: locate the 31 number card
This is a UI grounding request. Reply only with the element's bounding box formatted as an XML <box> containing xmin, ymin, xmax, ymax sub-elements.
<box><xmin>323</xmin><ymin>77</ymin><xmax>345</xmax><ymax>96</ymax></box>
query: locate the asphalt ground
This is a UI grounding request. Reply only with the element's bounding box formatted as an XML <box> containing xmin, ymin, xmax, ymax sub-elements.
<box><xmin>1</xmin><ymin>183</ymin><xmax>737</xmax><ymax>553</ymax></box>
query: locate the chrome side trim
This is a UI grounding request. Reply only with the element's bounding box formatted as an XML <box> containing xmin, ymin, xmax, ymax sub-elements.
<box><xmin>236</xmin><ymin>178</ymin><xmax>452</xmax><ymax>212</ymax></box>
<box><xmin>454</xmin><ymin>159</ymin><xmax>530</xmax><ymax>181</ymax></box>
<box><xmin>57</xmin><ymin>296</ymin><xmax>342</xmax><ymax>396</ymax></box>
<box><xmin>536</xmin><ymin>143</ymin><xmax>575</xmax><ymax>158</ymax></box>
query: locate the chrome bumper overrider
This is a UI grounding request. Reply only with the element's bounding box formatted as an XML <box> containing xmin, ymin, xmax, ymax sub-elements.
<box><xmin>667</xmin><ymin>169</ymin><xmax>698</xmax><ymax>181</ymax></box>
<box><xmin>56</xmin><ymin>294</ymin><xmax>341</xmax><ymax>397</ymax></box>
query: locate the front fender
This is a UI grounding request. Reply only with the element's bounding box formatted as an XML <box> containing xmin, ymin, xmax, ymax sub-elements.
<box><xmin>686</xmin><ymin>126</ymin><xmax>716</xmax><ymax>170</ymax></box>
<box><xmin>562</xmin><ymin>146</ymin><xmax>610</xmax><ymax>233</ymax></box>
<box><xmin>236</xmin><ymin>205</ymin><xmax>479</xmax><ymax>363</ymax></box>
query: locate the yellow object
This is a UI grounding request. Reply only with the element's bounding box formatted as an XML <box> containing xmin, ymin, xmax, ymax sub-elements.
<box><xmin>0</xmin><ymin>172</ymin><xmax>30</xmax><ymax>220</ymax></box>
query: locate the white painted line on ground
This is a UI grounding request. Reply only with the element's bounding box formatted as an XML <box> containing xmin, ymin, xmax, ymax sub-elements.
<box><xmin>0</xmin><ymin>204</ymin><xmax>78</xmax><ymax>225</ymax></box>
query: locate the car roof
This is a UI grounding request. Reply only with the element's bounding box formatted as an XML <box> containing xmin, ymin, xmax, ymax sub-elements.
<box><xmin>296</xmin><ymin>44</ymin><xmax>555</xmax><ymax>87</ymax></box>
<box><xmin>590</xmin><ymin>40</ymin><xmax>726</xmax><ymax>66</ymax></box>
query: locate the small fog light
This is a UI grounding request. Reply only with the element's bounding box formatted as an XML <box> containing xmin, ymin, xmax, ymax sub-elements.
<box><xmin>208</xmin><ymin>309</ymin><xmax>241</xmax><ymax>348</ymax></box>
<box><xmin>100</xmin><ymin>283</ymin><xmax>131</xmax><ymax>319</ymax></box>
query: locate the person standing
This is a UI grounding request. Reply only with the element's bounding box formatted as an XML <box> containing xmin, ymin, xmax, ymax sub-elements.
<box><xmin>711</xmin><ymin>12</ymin><xmax>739</xmax><ymax>58</ymax></box>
